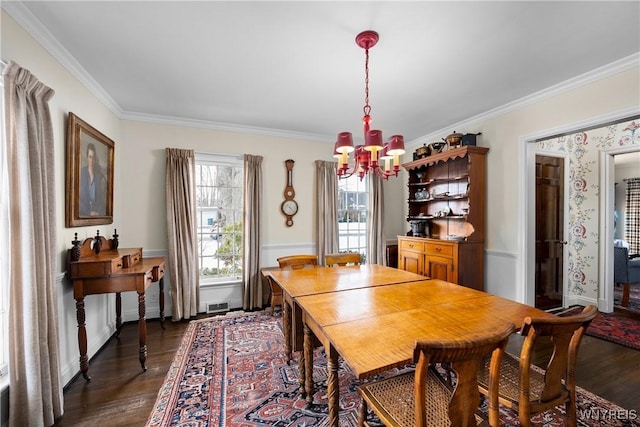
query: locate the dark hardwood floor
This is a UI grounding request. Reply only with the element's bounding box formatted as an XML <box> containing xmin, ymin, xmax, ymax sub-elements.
<box><xmin>54</xmin><ymin>312</ymin><xmax>640</xmax><ymax>426</ymax></box>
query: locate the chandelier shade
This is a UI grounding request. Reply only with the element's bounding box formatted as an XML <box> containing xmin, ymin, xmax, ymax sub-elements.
<box><xmin>334</xmin><ymin>30</ymin><xmax>405</xmax><ymax>180</ymax></box>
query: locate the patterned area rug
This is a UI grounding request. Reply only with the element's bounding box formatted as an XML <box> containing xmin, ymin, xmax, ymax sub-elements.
<box><xmin>560</xmin><ymin>306</ymin><xmax>640</xmax><ymax>351</ymax></box>
<box><xmin>147</xmin><ymin>312</ymin><xmax>639</xmax><ymax>426</ymax></box>
<box><xmin>614</xmin><ymin>284</ymin><xmax>640</xmax><ymax>312</ymax></box>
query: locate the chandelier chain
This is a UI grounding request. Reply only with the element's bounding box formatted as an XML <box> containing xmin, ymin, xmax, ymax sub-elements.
<box><xmin>363</xmin><ymin>47</ymin><xmax>371</xmax><ymax>117</ymax></box>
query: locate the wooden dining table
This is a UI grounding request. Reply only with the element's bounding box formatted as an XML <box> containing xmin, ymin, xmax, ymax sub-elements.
<box><xmin>266</xmin><ymin>264</ymin><xmax>425</xmax><ymax>357</ymax></box>
<box><xmin>265</xmin><ymin>264</ymin><xmax>426</xmax><ymax>393</ymax></box>
<box><xmin>294</xmin><ymin>277</ymin><xmax>554</xmax><ymax>427</ymax></box>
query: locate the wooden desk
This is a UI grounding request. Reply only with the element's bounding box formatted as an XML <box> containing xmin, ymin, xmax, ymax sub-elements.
<box><xmin>68</xmin><ymin>237</ymin><xmax>166</xmax><ymax>380</ymax></box>
<box><xmin>296</xmin><ymin>279</ymin><xmax>553</xmax><ymax>426</ymax></box>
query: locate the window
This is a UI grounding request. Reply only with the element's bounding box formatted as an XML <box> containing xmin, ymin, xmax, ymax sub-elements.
<box><xmin>195</xmin><ymin>153</ymin><xmax>243</xmax><ymax>284</ymax></box>
<box><xmin>337</xmin><ymin>174</ymin><xmax>368</xmax><ymax>258</ymax></box>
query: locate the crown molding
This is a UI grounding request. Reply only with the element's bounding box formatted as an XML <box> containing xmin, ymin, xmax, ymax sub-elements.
<box><xmin>2</xmin><ymin>1</ymin><xmax>123</xmax><ymax>116</ymax></box>
<box><xmin>3</xmin><ymin>2</ymin><xmax>333</xmax><ymax>142</ymax></box>
<box><xmin>5</xmin><ymin>2</ymin><xmax>637</xmax><ymax>146</ymax></box>
<box><xmin>407</xmin><ymin>52</ymin><xmax>640</xmax><ymax>149</ymax></box>
<box><xmin>120</xmin><ymin>111</ymin><xmax>332</xmax><ymax>142</ymax></box>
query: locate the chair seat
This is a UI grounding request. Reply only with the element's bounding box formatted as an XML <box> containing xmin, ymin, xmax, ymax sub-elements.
<box><xmin>478</xmin><ymin>353</ymin><xmax>548</xmax><ymax>404</ymax></box>
<box><xmin>359</xmin><ymin>367</ymin><xmax>482</xmax><ymax>427</ymax></box>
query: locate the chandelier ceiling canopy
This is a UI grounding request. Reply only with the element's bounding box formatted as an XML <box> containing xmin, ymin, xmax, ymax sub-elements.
<box><xmin>334</xmin><ymin>30</ymin><xmax>405</xmax><ymax>180</ymax></box>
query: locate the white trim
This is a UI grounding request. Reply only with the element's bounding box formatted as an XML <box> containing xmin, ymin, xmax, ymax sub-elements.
<box><xmin>519</xmin><ymin>107</ymin><xmax>640</xmax><ymax>313</ymax></box>
<box><xmin>4</xmin><ymin>1</ymin><xmax>638</xmax><ymax>144</ymax></box>
<box><xmin>195</xmin><ymin>151</ymin><xmax>243</xmax><ymax>164</ymax></box>
<box><xmin>1</xmin><ymin>2</ymin><xmax>122</xmax><ymax>116</ymax></box>
<box><xmin>408</xmin><ymin>53</ymin><xmax>640</xmax><ymax>149</ymax></box>
<box><xmin>126</xmin><ymin>112</ymin><xmax>332</xmax><ymax>142</ymax></box>
<box><xmin>599</xmin><ymin>145</ymin><xmax>640</xmax><ymax>313</ymax></box>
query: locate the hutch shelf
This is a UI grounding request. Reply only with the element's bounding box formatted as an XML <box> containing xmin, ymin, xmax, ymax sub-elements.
<box><xmin>398</xmin><ymin>146</ymin><xmax>489</xmax><ymax>290</ymax></box>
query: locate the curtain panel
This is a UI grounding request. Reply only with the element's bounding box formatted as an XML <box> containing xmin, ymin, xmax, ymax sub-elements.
<box><xmin>243</xmin><ymin>154</ymin><xmax>263</xmax><ymax>310</ymax></box>
<box><xmin>367</xmin><ymin>173</ymin><xmax>386</xmax><ymax>265</ymax></box>
<box><xmin>314</xmin><ymin>160</ymin><xmax>339</xmax><ymax>265</ymax></box>
<box><xmin>165</xmin><ymin>148</ymin><xmax>199</xmax><ymax>320</ymax></box>
<box><xmin>3</xmin><ymin>61</ymin><xmax>63</xmax><ymax>426</ymax></box>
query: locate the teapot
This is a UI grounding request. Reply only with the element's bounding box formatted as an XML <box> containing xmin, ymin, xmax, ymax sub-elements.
<box><xmin>443</xmin><ymin>131</ymin><xmax>463</xmax><ymax>147</ymax></box>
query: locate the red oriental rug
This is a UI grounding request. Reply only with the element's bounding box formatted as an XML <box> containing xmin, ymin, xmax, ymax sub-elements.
<box><xmin>614</xmin><ymin>284</ymin><xmax>640</xmax><ymax>313</ymax></box>
<box><xmin>147</xmin><ymin>312</ymin><xmax>639</xmax><ymax>427</ymax></box>
<box><xmin>559</xmin><ymin>306</ymin><xmax>640</xmax><ymax>351</ymax></box>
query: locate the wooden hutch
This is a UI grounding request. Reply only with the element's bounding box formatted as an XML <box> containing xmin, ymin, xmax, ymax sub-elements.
<box><xmin>398</xmin><ymin>146</ymin><xmax>488</xmax><ymax>290</ymax></box>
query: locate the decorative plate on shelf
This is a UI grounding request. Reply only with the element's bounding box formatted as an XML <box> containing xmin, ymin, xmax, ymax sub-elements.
<box><xmin>446</xmin><ymin>235</ymin><xmax>467</xmax><ymax>241</ymax></box>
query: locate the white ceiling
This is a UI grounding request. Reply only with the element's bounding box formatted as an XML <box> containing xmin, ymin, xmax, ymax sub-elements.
<box><xmin>3</xmin><ymin>1</ymin><xmax>640</xmax><ymax>146</ymax></box>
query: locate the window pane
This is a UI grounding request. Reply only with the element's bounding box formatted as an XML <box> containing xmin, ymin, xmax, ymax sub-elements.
<box><xmin>195</xmin><ymin>154</ymin><xmax>243</xmax><ymax>283</ymax></box>
<box><xmin>338</xmin><ymin>174</ymin><xmax>368</xmax><ymax>259</ymax></box>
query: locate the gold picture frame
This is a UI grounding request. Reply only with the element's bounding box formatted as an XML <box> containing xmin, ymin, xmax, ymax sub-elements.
<box><xmin>65</xmin><ymin>112</ymin><xmax>114</xmax><ymax>227</ymax></box>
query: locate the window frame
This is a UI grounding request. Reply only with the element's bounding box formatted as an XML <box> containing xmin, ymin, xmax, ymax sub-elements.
<box><xmin>337</xmin><ymin>174</ymin><xmax>369</xmax><ymax>258</ymax></box>
<box><xmin>194</xmin><ymin>152</ymin><xmax>244</xmax><ymax>286</ymax></box>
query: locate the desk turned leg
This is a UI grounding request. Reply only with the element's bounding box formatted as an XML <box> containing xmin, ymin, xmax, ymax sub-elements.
<box><xmin>327</xmin><ymin>346</ymin><xmax>340</xmax><ymax>427</ymax></box>
<box><xmin>75</xmin><ymin>298</ymin><xmax>90</xmax><ymax>381</ymax></box>
<box><xmin>138</xmin><ymin>292</ymin><xmax>148</xmax><ymax>372</ymax></box>
<box><xmin>159</xmin><ymin>277</ymin><xmax>165</xmax><ymax>329</ymax></box>
<box><xmin>283</xmin><ymin>301</ymin><xmax>292</xmax><ymax>364</ymax></box>
<box><xmin>115</xmin><ymin>292</ymin><xmax>122</xmax><ymax>337</ymax></box>
<box><xmin>303</xmin><ymin>323</ymin><xmax>315</xmax><ymax>405</ymax></box>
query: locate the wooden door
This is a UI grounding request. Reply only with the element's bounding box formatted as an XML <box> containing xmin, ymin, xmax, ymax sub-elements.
<box><xmin>535</xmin><ymin>155</ymin><xmax>565</xmax><ymax>310</ymax></box>
<box><xmin>399</xmin><ymin>251</ymin><xmax>423</xmax><ymax>275</ymax></box>
<box><xmin>425</xmin><ymin>255</ymin><xmax>454</xmax><ymax>282</ymax></box>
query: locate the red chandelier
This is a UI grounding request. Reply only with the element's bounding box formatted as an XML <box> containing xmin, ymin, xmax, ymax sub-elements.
<box><xmin>334</xmin><ymin>30</ymin><xmax>405</xmax><ymax>180</ymax></box>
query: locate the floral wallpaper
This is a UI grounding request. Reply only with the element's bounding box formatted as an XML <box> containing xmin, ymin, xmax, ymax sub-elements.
<box><xmin>535</xmin><ymin>118</ymin><xmax>640</xmax><ymax>299</ymax></box>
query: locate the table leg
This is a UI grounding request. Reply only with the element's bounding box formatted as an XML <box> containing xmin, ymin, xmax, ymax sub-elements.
<box><xmin>327</xmin><ymin>345</ymin><xmax>340</xmax><ymax>427</ymax></box>
<box><xmin>159</xmin><ymin>277</ymin><xmax>165</xmax><ymax>329</ymax></box>
<box><xmin>115</xmin><ymin>292</ymin><xmax>122</xmax><ymax>337</ymax></box>
<box><xmin>75</xmin><ymin>297</ymin><xmax>90</xmax><ymax>381</ymax></box>
<box><xmin>283</xmin><ymin>301</ymin><xmax>292</xmax><ymax>364</ymax></box>
<box><xmin>303</xmin><ymin>323</ymin><xmax>315</xmax><ymax>405</ymax></box>
<box><xmin>138</xmin><ymin>292</ymin><xmax>147</xmax><ymax>372</ymax></box>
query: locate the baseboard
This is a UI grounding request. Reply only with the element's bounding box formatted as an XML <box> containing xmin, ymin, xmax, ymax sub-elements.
<box><xmin>565</xmin><ymin>294</ymin><xmax>598</xmax><ymax>309</ymax></box>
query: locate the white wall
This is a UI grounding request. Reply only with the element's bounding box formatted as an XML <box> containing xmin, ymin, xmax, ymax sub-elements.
<box><xmin>3</xmin><ymin>7</ymin><xmax>640</xmax><ymax>387</ymax></box>
<box><xmin>403</xmin><ymin>64</ymin><xmax>640</xmax><ymax>300</ymax></box>
<box><xmin>2</xmin><ymin>12</ymin><xmax>123</xmax><ymax>386</ymax></box>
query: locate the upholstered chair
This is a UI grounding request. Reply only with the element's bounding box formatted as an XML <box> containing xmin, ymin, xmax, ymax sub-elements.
<box><xmin>614</xmin><ymin>246</ymin><xmax>640</xmax><ymax>307</ymax></box>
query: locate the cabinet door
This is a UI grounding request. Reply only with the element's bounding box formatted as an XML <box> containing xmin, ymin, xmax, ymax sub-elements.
<box><xmin>399</xmin><ymin>251</ymin><xmax>424</xmax><ymax>275</ymax></box>
<box><xmin>425</xmin><ymin>255</ymin><xmax>455</xmax><ymax>282</ymax></box>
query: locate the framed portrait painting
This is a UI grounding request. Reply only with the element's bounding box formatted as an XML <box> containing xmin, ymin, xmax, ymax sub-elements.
<box><xmin>65</xmin><ymin>112</ymin><xmax>114</xmax><ymax>227</ymax></box>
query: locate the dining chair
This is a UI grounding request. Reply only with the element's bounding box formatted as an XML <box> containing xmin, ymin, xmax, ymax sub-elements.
<box><xmin>325</xmin><ymin>252</ymin><xmax>361</xmax><ymax>267</ymax></box>
<box><xmin>357</xmin><ymin>323</ymin><xmax>516</xmax><ymax>427</ymax></box>
<box><xmin>277</xmin><ymin>255</ymin><xmax>318</xmax><ymax>270</ymax></box>
<box><xmin>477</xmin><ymin>304</ymin><xmax>598</xmax><ymax>427</ymax></box>
<box><xmin>266</xmin><ymin>255</ymin><xmax>319</xmax><ymax>315</ymax></box>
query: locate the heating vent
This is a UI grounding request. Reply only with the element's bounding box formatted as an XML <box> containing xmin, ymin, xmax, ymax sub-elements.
<box><xmin>206</xmin><ymin>302</ymin><xmax>229</xmax><ymax>314</ymax></box>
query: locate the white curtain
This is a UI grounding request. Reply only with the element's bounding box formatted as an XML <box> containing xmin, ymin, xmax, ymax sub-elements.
<box><xmin>3</xmin><ymin>61</ymin><xmax>63</xmax><ymax>426</ymax></box>
<box><xmin>243</xmin><ymin>154</ymin><xmax>263</xmax><ymax>310</ymax></box>
<box><xmin>367</xmin><ymin>173</ymin><xmax>386</xmax><ymax>265</ymax></box>
<box><xmin>315</xmin><ymin>160</ymin><xmax>339</xmax><ymax>265</ymax></box>
<box><xmin>165</xmin><ymin>148</ymin><xmax>199</xmax><ymax>320</ymax></box>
